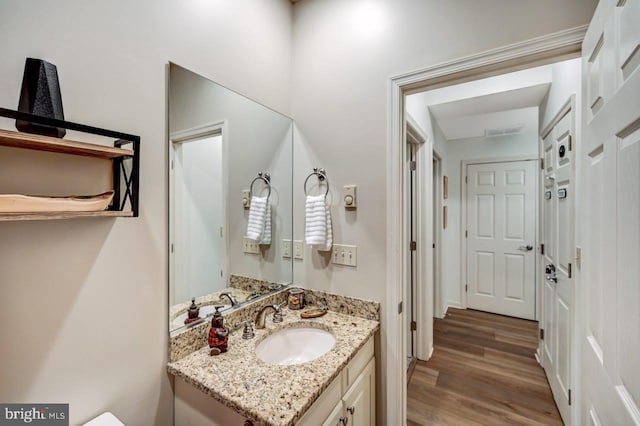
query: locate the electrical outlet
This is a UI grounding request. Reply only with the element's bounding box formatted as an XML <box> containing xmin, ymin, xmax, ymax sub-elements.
<box><xmin>332</xmin><ymin>244</ymin><xmax>357</xmax><ymax>266</ymax></box>
<box><xmin>282</xmin><ymin>239</ymin><xmax>292</xmax><ymax>258</ymax></box>
<box><xmin>294</xmin><ymin>240</ymin><xmax>304</xmax><ymax>260</ymax></box>
<box><xmin>243</xmin><ymin>238</ymin><xmax>260</xmax><ymax>254</ymax></box>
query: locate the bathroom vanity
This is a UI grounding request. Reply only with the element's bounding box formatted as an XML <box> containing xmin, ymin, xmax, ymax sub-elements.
<box><xmin>168</xmin><ymin>292</ymin><xmax>379</xmax><ymax>426</ymax></box>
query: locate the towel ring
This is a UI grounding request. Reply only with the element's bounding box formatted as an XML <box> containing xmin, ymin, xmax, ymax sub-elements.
<box><xmin>304</xmin><ymin>168</ymin><xmax>329</xmax><ymax>197</ymax></box>
<box><xmin>250</xmin><ymin>172</ymin><xmax>271</xmax><ymax>199</ymax></box>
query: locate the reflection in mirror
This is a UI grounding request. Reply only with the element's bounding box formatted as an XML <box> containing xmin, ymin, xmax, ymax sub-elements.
<box><xmin>168</xmin><ymin>63</ymin><xmax>292</xmax><ymax>333</ymax></box>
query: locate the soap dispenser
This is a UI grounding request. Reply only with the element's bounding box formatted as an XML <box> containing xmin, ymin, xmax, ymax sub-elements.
<box><xmin>184</xmin><ymin>298</ymin><xmax>201</xmax><ymax>325</ymax></box>
<box><xmin>208</xmin><ymin>305</ymin><xmax>229</xmax><ymax>356</ymax></box>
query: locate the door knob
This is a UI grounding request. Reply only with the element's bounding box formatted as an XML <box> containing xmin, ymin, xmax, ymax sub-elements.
<box><xmin>347</xmin><ymin>406</ymin><xmax>355</xmax><ymax>415</ymax></box>
<box><xmin>518</xmin><ymin>245</ymin><xmax>534</xmax><ymax>251</ymax></box>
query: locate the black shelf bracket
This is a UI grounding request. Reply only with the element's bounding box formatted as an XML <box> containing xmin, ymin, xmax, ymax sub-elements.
<box><xmin>0</xmin><ymin>107</ymin><xmax>140</xmax><ymax>217</ymax></box>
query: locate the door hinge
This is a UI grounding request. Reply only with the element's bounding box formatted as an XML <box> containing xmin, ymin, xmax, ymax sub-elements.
<box><xmin>398</xmin><ymin>302</ymin><xmax>403</xmax><ymax>314</ymax></box>
<box><xmin>170</xmin><ymin>243</ymin><xmax>174</xmax><ymax>253</ymax></box>
<box><xmin>568</xmin><ymin>135</ymin><xmax>572</xmax><ymax>151</ymax></box>
<box><xmin>410</xmin><ymin>160</ymin><xmax>416</xmax><ymax>171</ymax></box>
<box><xmin>410</xmin><ymin>320</ymin><xmax>417</xmax><ymax>331</ymax></box>
<box><xmin>465</xmin><ymin>176</ymin><xmax>468</xmax><ymax>184</ymax></box>
<box><xmin>540</xmin><ymin>328</ymin><xmax>544</xmax><ymax>340</ymax></box>
<box><xmin>410</xmin><ymin>241</ymin><xmax>417</xmax><ymax>251</ymax></box>
<box><xmin>568</xmin><ymin>389</ymin><xmax>572</xmax><ymax>405</ymax></box>
<box><xmin>171</xmin><ymin>159</ymin><xmax>174</xmax><ymax>170</ymax></box>
<box><xmin>540</xmin><ymin>243</ymin><xmax>545</xmax><ymax>255</ymax></box>
<box><xmin>540</xmin><ymin>158</ymin><xmax>544</xmax><ymax>169</ymax></box>
<box><xmin>568</xmin><ymin>262</ymin><xmax>572</xmax><ymax>279</ymax></box>
<box><xmin>465</xmin><ymin>284</ymin><xmax>468</xmax><ymax>293</ymax></box>
<box><xmin>220</xmin><ymin>270</ymin><xmax>223</xmax><ymax>277</ymax></box>
<box><xmin>465</xmin><ymin>230</ymin><xmax>468</xmax><ymax>238</ymax></box>
<box><xmin>433</xmin><ymin>243</ymin><xmax>436</xmax><ymax>248</ymax></box>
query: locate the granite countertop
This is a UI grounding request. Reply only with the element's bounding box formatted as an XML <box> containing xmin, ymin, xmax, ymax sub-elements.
<box><xmin>167</xmin><ymin>307</ymin><xmax>379</xmax><ymax>426</ymax></box>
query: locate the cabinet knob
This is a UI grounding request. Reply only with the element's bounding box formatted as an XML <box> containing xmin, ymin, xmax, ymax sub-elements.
<box><xmin>339</xmin><ymin>416</ymin><xmax>349</xmax><ymax>425</ymax></box>
<box><xmin>347</xmin><ymin>406</ymin><xmax>355</xmax><ymax>415</ymax></box>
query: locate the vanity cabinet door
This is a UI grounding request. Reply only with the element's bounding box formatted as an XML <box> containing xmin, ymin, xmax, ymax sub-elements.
<box><xmin>321</xmin><ymin>401</ymin><xmax>345</xmax><ymax>426</ymax></box>
<box><xmin>296</xmin><ymin>374</ymin><xmax>342</xmax><ymax>426</ymax></box>
<box><xmin>342</xmin><ymin>358</ymin><xmax>375</xmax><ymax>426</ymax></box>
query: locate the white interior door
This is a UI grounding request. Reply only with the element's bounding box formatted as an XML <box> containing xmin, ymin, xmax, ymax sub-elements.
<box><xmin>541</xmin><ymin>103</ymin><xmax>575</xmax><ymax>424</ymax></box>
<box><xmin>581</xmin><ymin>1</ymin><xmax>640</xmax><ymax>424</ymax></box>
<box><xmin>466</xmin><ymin>160</ymin><xmax>537</xmax><ymax>320</ymax></box>
<box><xmin>173</xmin><ymin>135</ymin><xmax>225</xmax><ymax>303</ymax></box>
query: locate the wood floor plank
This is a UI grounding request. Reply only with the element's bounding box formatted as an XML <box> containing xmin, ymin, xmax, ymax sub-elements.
<box><xmin>407</xmin><ymin>308</ymin><xmax>563</xmax><ymax>425</ymax></box>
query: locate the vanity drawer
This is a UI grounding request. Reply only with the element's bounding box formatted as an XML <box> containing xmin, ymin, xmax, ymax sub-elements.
<box><xmin>342</xmin><ymin>336</ymin><xmax>374</xmax><ymax>391</ymax></box>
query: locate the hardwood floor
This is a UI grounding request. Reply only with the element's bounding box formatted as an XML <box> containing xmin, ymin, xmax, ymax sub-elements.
<box><xmin>407</xmin><ymin>308</ymin><xmax>563</xmax><ymax>425</ymax></box>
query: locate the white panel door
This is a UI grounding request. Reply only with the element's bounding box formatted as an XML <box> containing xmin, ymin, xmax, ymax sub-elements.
<box><xmin>467</xmin><ymin>160</ymin><xmax>537</xmax><ymax>320</ymax></box>
<box><xmin>541</xmin><ymin>106</ymin><xmax>575</xmax><ymax>424</ymax></box>
<box><xmin>581</xmin><ymin>1</ymin><xmax>640</xmax><ymax>425</ymax></box>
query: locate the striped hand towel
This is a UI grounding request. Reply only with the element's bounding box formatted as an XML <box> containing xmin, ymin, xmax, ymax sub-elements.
<box><xmin>246</xmin><ymin>196</ymin><xmax>268</xmax><ymax>242</ymax></box>
<box><xmin>305</xmin><ymin>194</ymin><xmax>332</xmax><ymax>251</ymax></box>
<box><xmin>260</xmin><ymin>202</ymin><xmax>271</xmax><ymax>245</ymax></box>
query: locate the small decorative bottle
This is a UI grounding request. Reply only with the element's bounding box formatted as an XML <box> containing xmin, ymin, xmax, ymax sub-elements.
<box><xmin>208</xmin><ymin>306</ymin><xmax>229</xmax><ymax>356</ymax></box>
<box><xmin>184</xmin><ymin>298</ymin><xmax>201</xmax><ymax>325</ymax></box>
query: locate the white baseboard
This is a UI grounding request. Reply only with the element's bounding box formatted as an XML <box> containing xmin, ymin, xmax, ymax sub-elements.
<box><xmin>534</xmin><ymin>352</ymin><xmax>542</xmax><ymax>365</ymax></box>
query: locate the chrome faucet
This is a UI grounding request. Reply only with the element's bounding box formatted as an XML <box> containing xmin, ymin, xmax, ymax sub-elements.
<box><xmin>219</xmin><ymin>292</ymin><xmax>238</xmax><ymax>306</ymax></box>
<box><xmin>254</xmin><ymin>304</ymin><xmax>283</xmax><ymax>329</ymax></box>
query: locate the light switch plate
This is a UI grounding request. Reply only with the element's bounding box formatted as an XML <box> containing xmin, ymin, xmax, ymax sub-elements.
<box><xmin>294</xmin><ymin>240</ymin><xmax>304</xmax><ymax>260</ymax></box>
<box><xmin>331</xmin><ymin>244</ymin><xmax>357</xmax><ymax>266</ymax></box>
<box><xmin>282</xmin><ymin>239</ymin><xmax>292</xmax><ymax>258</ymax></box>
<box><xmin>243</xmin><ymin>238</ymin><xmax>260</xmax><ymax>254</ymax></box>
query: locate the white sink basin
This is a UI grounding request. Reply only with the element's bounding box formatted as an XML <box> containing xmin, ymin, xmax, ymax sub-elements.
<box><xmin>255</xmin><ymin>327</ymin><xmax>336</xmax><ymax>366</ymax></box>
<box><xmin>171</xmin><ymin>304</ymin><xmax>228</xmax><ymax>328</ymax></box>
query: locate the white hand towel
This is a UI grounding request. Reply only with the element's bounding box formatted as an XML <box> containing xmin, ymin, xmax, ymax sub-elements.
<box><xmin>305</xmin><ymin>195</ymin><xmax>332</xmax><ymax>251</ymax></box>
<box><xmin>260</xmin><ymin>202</ymin><xmax>272</xmax><ymax>245</ymax></box>
<box><xmin>246</xmin><ymin>196</ymin><xmax>267</xmax><ymax>241</ymax></box>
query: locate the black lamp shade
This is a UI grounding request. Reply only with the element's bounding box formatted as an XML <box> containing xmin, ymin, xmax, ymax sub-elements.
<box><xmin>16</xmin><ymin>58</ymin><xmax>66</xmax><ymax>138</ymax></box>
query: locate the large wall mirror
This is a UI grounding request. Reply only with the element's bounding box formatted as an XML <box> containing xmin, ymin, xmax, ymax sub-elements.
<box><xmin>168</xmin><ymin>63</ymin><xmax>293</xmax><ymax>333</ymax></box>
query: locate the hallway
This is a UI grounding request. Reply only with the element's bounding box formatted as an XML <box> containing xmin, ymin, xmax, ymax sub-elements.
<box><xmin>407</xmin><ymin>308</ymin><xmax>563</xmax><ymax>425</ymax></box>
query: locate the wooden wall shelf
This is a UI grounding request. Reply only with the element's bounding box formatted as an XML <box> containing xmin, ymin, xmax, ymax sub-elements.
<box><xmin>0</xmin><ymin>211</ymin><xmax>135</xmax><ymax>221</ymax></box>
<box><xmin>0</xmin><ymin>129</ymin><xmax>134</xmax><ymax>159</ymax></box>
<box><xmin>0</xmin><ymin>107</ymin><xmax>140</xmax><ymax>220</ymax></box>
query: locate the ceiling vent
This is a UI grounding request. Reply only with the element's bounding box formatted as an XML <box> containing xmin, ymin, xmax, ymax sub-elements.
<box><xmin>485</xmin><ymin>125</ymin><xmax>524</xmax><ymax>138</ymax></box>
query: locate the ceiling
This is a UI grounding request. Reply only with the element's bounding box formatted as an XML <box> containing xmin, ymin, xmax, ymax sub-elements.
<box><xmin>429</xmin><ymin>83</ymin><xmax>551</xmax><ymax>141</ymax></box>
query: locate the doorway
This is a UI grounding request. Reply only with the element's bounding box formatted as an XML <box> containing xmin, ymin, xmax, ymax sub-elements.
<box><xmin>397</xmin><ymin>53</ymin><xmax>583</xmax><ymax>425</ymax></box>
<box><xmin>432</xmin><ymin>151</ymin><xmax>443</xmax><ymax>319</ymax></box>
<box><xmin>169</xmin><ymin>124</ymin><xmax>227</xmax><ymax>306</ymax></box>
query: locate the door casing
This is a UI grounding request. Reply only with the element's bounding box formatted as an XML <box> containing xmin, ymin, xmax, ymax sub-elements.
<box><xmin>387</xmin><ymin>26</ymin><xmax>587</xmax><ymax>425</ymax></box>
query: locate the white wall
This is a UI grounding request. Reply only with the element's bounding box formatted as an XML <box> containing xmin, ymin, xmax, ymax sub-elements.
<box><xmin>0</xmin><ymin>1</ymin><xmax>292</xmax><ymax>424</ymax></box>
<box><xmin>442</xmin><ymin>131</ymin><xmax>539</xmax><ymax>308</ymax></box>
<box><xmin>291</xmin><ymin>1</ymin><xmax>596</xmax><ymax>423</ymax></box>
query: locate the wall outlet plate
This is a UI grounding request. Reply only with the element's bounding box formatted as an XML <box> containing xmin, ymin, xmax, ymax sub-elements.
<box><xmin>294</xmin><ymin>240</ymin><xmax>304</xmax><ymax>260</ymax></box>
<box><xmin>282</xmin><ymin>239</ymin><xmax>292</xmax><ymax>258</ymax></box>
<box><xmin>243</xmin><ymin>238</ymin><xmax>260</xmax><ymax>254</ymax></box>
<box><xmin>331</xmin><ymin>244</ymin><xmax>357</xmax><ymax>266</ymax></box>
